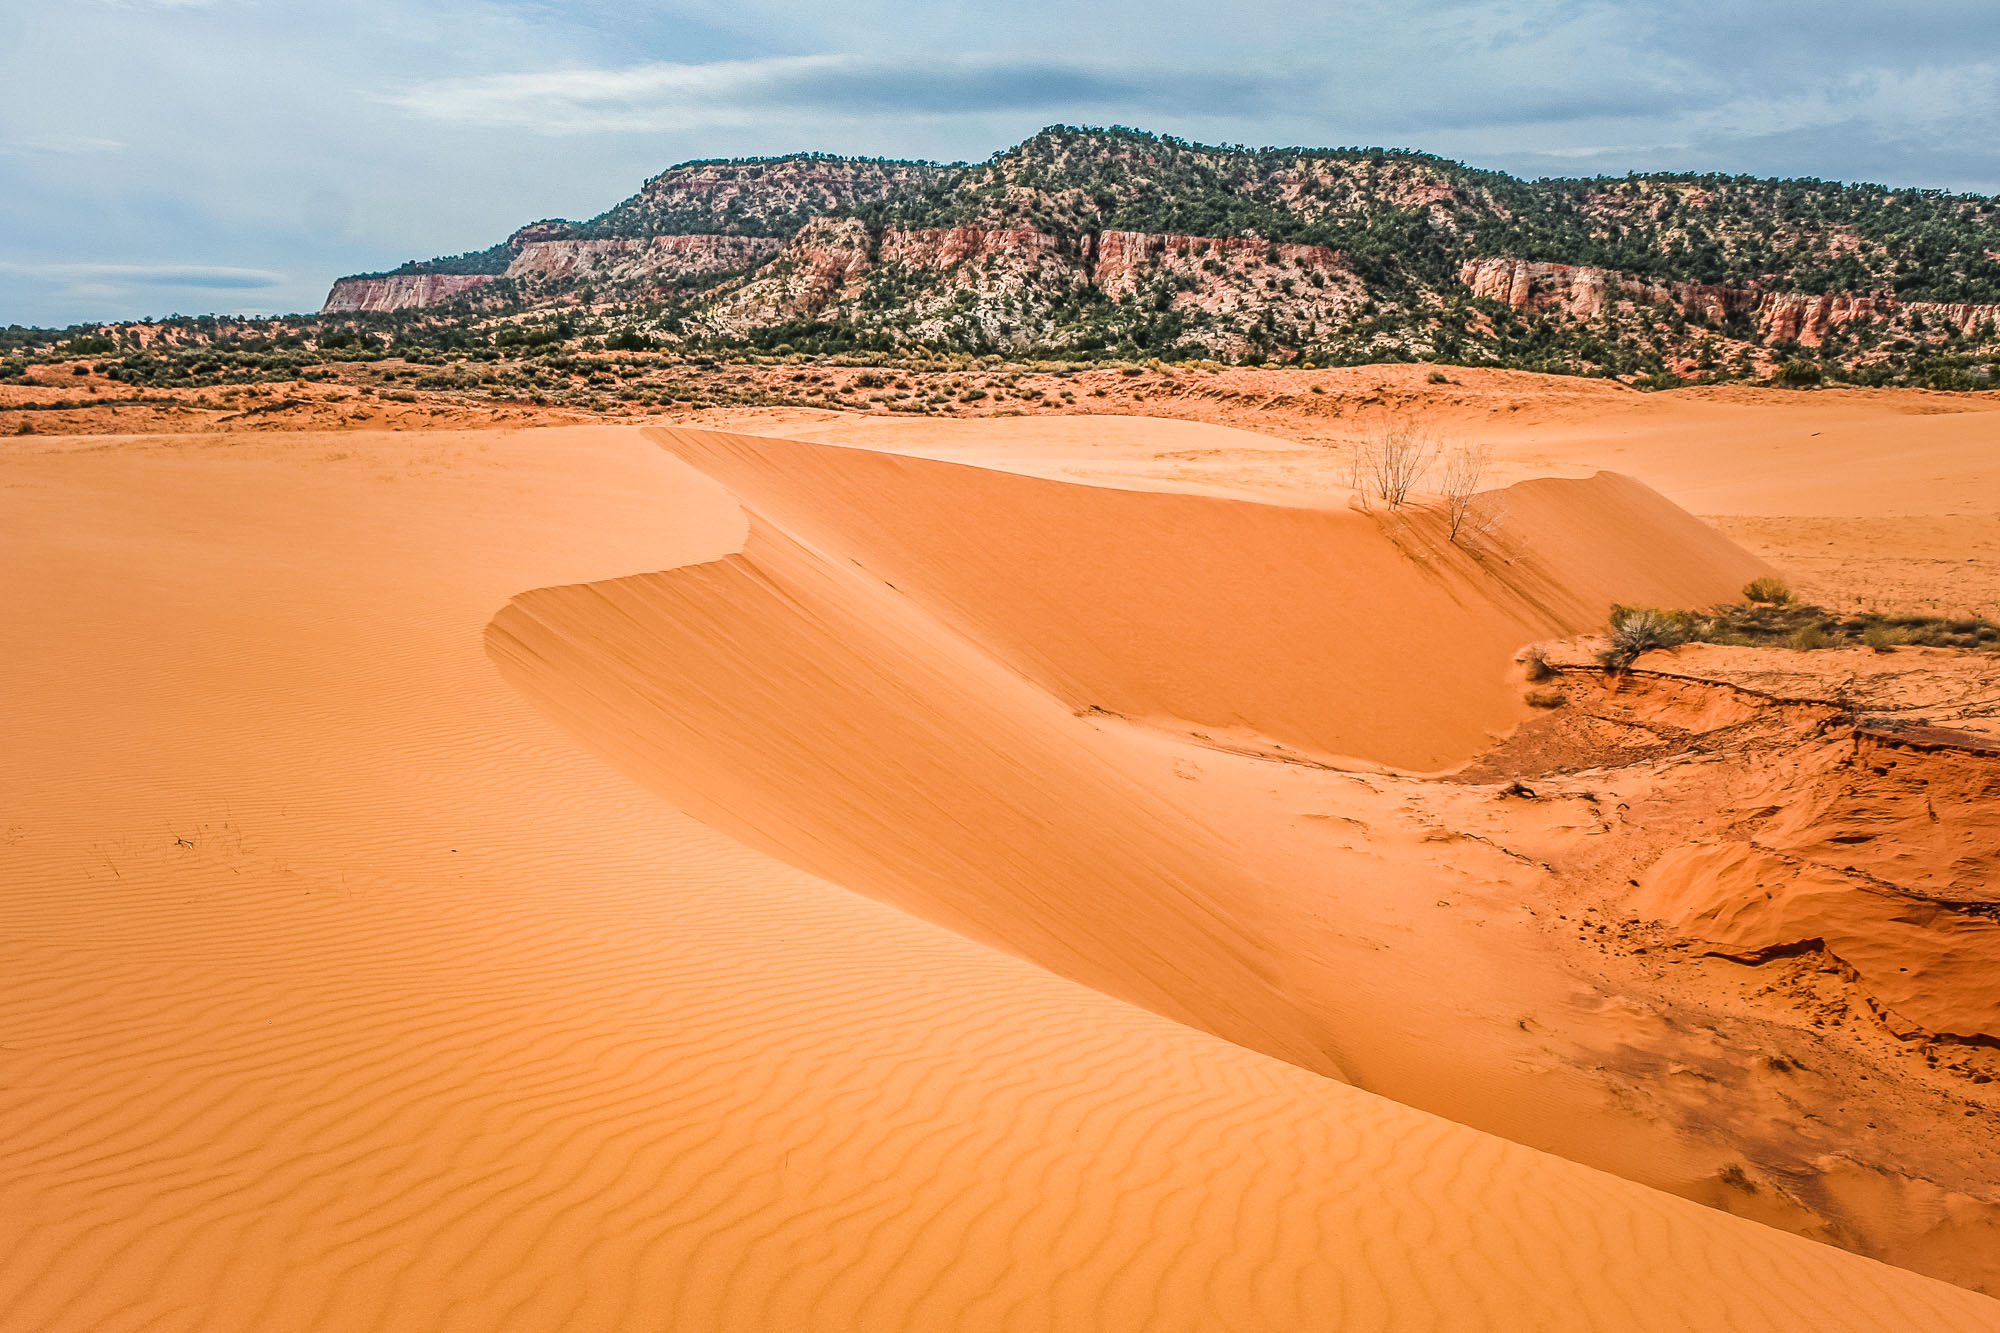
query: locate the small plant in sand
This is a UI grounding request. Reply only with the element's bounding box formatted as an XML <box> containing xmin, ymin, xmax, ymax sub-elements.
<box><xmin>1439</xmin><ymin>441</ymin><xmax>1492</xmax><ymax>542</ymax></box>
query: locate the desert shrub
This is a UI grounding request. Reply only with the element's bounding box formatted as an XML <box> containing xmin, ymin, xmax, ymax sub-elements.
<box><xmin>1791</xmin><ymin>622</ymin><xmax>1833</xmax><ymax>650</ymax></box>
<box><xmin>1861</xmin><ymin>623</ymin><xmax>1901</xmax><ymax>651</ymax></box>
<box><xmin>1524</xmin><ymin>688</ymin><xmax>1567</xmax><ymax>709</ymax></box>
<box><xmin>1427</xmin><ymin>369</ymin><xmax>1449</xmax><ymax>384</ymax></box>
<box><xmin>1773</xmin><ymin>361</ymin><xmax>1823</xmax><ymax>388</ymax></box>
<box><xmin>1521</xmin><ymin>648</ymin><xmax>1554</xmax><ymax>682</ymax></box>
<box><xmin>1601</xmin><ymin>604</ymin><xmax>1693</xmax><ymax>669</ymax></box>
<box><xmin>1743</xmin><ymin>576</ymin><xmax>1793</xmax><ymax>604</ymax></box>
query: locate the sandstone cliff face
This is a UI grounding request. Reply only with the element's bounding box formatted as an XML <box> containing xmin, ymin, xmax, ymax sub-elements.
<box><xmin>505</xmin><ymin>234</ymin><xmax>782</xmax><ymax>288</ymax></box>
<box><xmin>1459</xmin><ymin>257</ymin><xmax>2000</xmax><ymax>347</ymax></box>
<box><xmin>321</xmin><ymin>273</ymin><xmax>498</xmax><ymax>314</ymax></box>
<box><xmin>879</xmin><ymin>226</ymin><xmax>1066</xmax><ymax>270</ymax></box>
<box><xmin>322</xmin><ymin>233</ymin><xmax>785</xmax><ymax>314</ymax></box>
<box><xmin>1459</xmin><ymin>258</ymin><xmax>1753</xmax><ymax>325</ymax></box>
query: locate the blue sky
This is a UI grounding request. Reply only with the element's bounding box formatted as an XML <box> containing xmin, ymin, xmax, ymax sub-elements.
<box><xmin>4</xmin><ymin>0</ymin><xmax>1998</xmax><ymax>327</ymax></box>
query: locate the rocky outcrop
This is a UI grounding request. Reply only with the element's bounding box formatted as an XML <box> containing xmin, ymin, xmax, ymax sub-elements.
<box><xmin>1460</xmin><ymin>257</ymin><xmax>2000</xmax><ymax>347</ymax></box>
<box><xmin>878</xmin><ymin>226</ymin><xmax>1066</xmax><ymax>269</ymax></box>
<box><xmin>323</xmin><ymin>233</ymin><xmax>784</xmax><ymax>314</ymax></box>
<box><xmin>699</xmin><ymin>217</ymin><xmax>877</xmax><ymax>330</ymax></box>
<box><xmin>1907</xmin><ymin>300</ymin><xmax>2000</xmax><ymax>339</ymax></box>
<box><xmin>700</xmin><ymin>220</ymin><xmax>1367</xmax><ymax>355</ymax></box>
<box><xmin>321</xmin><ymin>273</ymin><xmax>498</xmax><ymax>314</ymax></box>
<box><xmin>1081</xmin><ymin>230</ymin><xmax>1365</xmax><ymax>351</ymax></box>
<box><xmin>1459</xmin><ymin>258</ymin><xmax>1758</xmax><ymax>325</ymax></box>
<box><xmin>585</xmin><ymin>157</ymin><xmax>949</xmax><ymax>242</ymax></box>
<box><xmin>505</xmin><ymin>234</ymin><xmax>782</xmax><ymax>288</ymax></box>
<box><xmin>1088</xmin><ymin>230</ymin><xmax>1342</xmax><ymax>289</ymax></box>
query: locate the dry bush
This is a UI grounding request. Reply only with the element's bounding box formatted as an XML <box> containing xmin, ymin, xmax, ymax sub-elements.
<box><xmin>1439</xmin><ymin>441</ymin><xmax>1492</xmax><ymax>541</ymax></box>
<box><xmin>1353</xmin><ymin>414</ymin><xmax>1442</xmax><ymax>509</ymax></box>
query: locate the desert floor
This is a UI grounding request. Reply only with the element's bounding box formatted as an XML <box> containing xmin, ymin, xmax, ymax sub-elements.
<box><xmin>4</xmin><ymin>373</ymin><xmax>2000</xmax><ymax>1330</ymax></box>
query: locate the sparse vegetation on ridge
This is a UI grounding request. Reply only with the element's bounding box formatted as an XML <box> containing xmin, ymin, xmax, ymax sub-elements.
<box><xmin>1596</xmin><ymin>594</ymin><xmax>2000</xmax><ymax>670</ymax></box>
<box><xmin>270</xmin><ymin>124</ymin><xmax>2000</xmax><ymax>386</ymax></box>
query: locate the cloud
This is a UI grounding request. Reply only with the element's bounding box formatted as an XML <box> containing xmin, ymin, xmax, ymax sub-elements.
<box><xmin>0</xmin><ymin>261</ymin><xmax>288</xmax><ymax>289</ymax></box>
<box><xmin>377</xmin><ymin>54</ymin><xmax>1281</xmax><ymax>133</ymax></box>
<box><xmin>0</xmin><ymin>135</ymin><xmax>127</xmax><ymax>156</ymax></box>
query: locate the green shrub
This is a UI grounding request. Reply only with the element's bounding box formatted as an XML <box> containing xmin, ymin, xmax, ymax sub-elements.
<box><xmin>1602</xmin><ymin>605</ymin><xmax>1693</xmax><ymax>669</ymax></box>
<box><xmin>1791</xmin><ymin>622</ymin><xmax>1832</xmax><ymax>650</ymax></box>
<box><xmin>1743</xmin><ymin>576</ymin><xmax>1793</xmax><ymax>604</ymax></box>
<box><xmin>1773</xmin><ymin>361</ymin><xmax>1823</xmax><ymax>388</ymax></box>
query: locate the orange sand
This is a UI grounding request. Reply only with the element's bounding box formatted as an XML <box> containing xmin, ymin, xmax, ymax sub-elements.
<box><xmin>5</xmin><ymin>411</ymin><xmax>1999</xmax><ymax>1329</ymax></box>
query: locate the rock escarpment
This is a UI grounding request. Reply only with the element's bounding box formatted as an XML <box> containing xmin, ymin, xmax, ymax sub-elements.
<box><xmin>1460</xmin><ymin>257</ymin><xmax>2000</xmax><ymax>347</ymax></box>
<box><xmin>313</xmin><ymin>126</ymin><xmax>2000</xmax><ymax>373</ymax></box>
<box><xmin>322</xmin><ymin>272</ymin><xmax>499</xmax><ymax>314</ymax></box>
<box><xmin>323</xmin><ymin>230</ymin><xmax>788</xmax><ymax>314</ymax></box>
<box><xmin>698</xmin><ymin>222</ymin><xmax>1364</xmax><ymax>356</ymax></box>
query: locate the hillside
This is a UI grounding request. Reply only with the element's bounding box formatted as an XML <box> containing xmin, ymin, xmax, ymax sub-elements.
<box><xmin>308</xmin><ymin>124</ymin><xmax>1996</xmax><ymax>387</ymax></box>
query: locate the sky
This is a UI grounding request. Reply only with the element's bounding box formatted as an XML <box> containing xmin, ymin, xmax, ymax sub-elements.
<box><xmin>4</xmin><ymin>0</ymin><xmax>1998</xmax><ymax>327</ymax></box>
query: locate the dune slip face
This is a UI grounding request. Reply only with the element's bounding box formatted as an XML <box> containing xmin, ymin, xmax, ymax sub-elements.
<box><xmin>7</xmin><ymin>421</ymin><xmax>2000</xmax><ymax>1331</ymax></box>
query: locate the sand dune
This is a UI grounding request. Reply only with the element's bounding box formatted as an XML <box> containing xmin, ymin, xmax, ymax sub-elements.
<box><xmin>632</xmin><ymin>425</ymin><xmax>1766</xmax><ymax>771</ymax></box>
<box><xmin>725</xmin><ymin>382</ymin><xmax>2000</xmax><ymax>616</ymax></box>
<box><xmin>486</xmin><ymin>427</ymin><xmax>1782</xmax><ymax>1161</ymax></box>
<box><xmin>8</xmin><ymin>422</ymin><xmax>1998</xmax><ymax>1329</ymax></box>
<box><xmin>487</xmin><ymin>425</ymin><xmax>2000</xmax><ymax>1276</ymax></box>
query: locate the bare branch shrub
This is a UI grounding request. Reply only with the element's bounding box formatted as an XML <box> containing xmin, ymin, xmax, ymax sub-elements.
<box><xmin>1343</xmin><ymin>439</ymin><xmax>1373</xmax><ymax>510</ymax></box>
<box><xmin>1359</xmin><ymin>414</ymin><xmax>1441</xmax><ymax>509</ymax></box>
<box><xmin>1439</xmin><ymin>441</ymin><xmax>1492</xmax><ymax>541</ymax></box>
